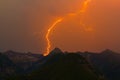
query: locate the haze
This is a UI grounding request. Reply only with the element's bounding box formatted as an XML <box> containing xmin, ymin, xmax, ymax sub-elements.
<box><xmin>0</xmin><ymin>0</ymin><xmax>120</xmax><ymax>54</ymax></box>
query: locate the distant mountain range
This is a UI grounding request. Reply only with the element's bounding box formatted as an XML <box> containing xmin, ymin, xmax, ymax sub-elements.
<box><xmin>0</xmin><ymin>52</ymin><xmax>22</xmax><ymax>79</ymax></box>
<box><xmin>82</xmin><ymin>49</ymin><xmax>120</xmax><ymax>80</ymax></box>
<box><xmin>0</xmin><ymin>48</ymin><xmax>120</xmax><ymax>80</ymax></box>
<box><xmin>4</xmin><ymin>50</ymin><xmax>43</xmax><ymax>70</ymax></box>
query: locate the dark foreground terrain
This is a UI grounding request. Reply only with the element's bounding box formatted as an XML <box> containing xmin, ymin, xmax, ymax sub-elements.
<box><xmin>0</xmin><ymin>48</ymin><xmax>120</xmax><ymax>80</ymax></box>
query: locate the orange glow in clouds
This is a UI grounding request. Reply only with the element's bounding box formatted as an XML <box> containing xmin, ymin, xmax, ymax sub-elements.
<box><xmin>44</xmin><ymin>0</ymin><xmax>92</xmax><ymax>56</ymax></box>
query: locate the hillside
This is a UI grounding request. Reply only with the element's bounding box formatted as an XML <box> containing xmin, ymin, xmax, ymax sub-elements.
<box><xmin>1</xmin><ymin>48</ymin><xmax>120</xmax><ymax>80</ymax></box>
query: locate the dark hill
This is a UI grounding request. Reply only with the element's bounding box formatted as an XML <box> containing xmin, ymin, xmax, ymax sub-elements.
<box><xmin>4</xmin><ymin>50</ymin><xmax>43</xmax><ymax>70</ymax></box>
<box><xmin>81</xmin><ymin>49</ymin><xmax>120</xmax><ymax>80</ymax></box>
<box><xmin>26</xmin><ymin>52</ymin><xmax>105</xmax><ymax>80</ymax></box>
<box><xmin>2</xmin><ymin>48</ymin><xmax>119</xmax><ymax>80</ymax></box>
<box><xmin>0</xmin><ymin>53</ymin><xmax>22</xmax><ymax>80</ymax></box>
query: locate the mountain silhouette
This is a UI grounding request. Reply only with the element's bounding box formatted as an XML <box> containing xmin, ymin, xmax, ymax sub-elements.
<box><xmin>1</xmin><ymin>48</ymin><xmax>120</xmax><ymax>80</ymax></box>
<box><xmin>4</xmin><ymin>50</ymin><xmax>42</xmax><ymax>70</ymax></box>
<box><xmin>24</xmin><ymin>49</ymin><xmax>105</xmax><ymax>80</ymax></box>
<box><xmin>82</xmin><ymin>49</ymin><xmax>120</xmax><ymax>80</ymax></box>
<box><xmin>49</xmin><ymin>47</ymin><xmax>63</xmax><ymax>55</ymax></box>
<box><xmin>0</xmin><ymin>53</ymin><xmax>22</xmax><ymax>80</ymax></box>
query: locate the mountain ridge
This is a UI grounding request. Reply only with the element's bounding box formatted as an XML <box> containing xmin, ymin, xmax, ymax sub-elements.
<box><xmin>0</xmin><ymin>48</ymin><xmax>120</xmax><ymax>80</ymax></box>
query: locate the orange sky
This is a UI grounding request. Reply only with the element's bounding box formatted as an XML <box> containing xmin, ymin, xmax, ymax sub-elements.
<box><xmin>0</xmin><ymin>0</ymin><xmax>120</xmax><ymax>53</ymax></box>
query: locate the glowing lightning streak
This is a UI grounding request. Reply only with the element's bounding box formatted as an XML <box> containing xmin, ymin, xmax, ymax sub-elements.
<box><xmin>45</xmin><ymin>18</ymin><xmax>63</xmax><ymax>56</ymax></box>
<box><xmin>44</xmin><ymin>0</ymin><xmax>91</xmax><ymax>56</ymax></box>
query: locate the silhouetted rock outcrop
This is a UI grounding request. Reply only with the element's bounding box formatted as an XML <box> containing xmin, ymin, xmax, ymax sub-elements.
<box><xmin>49</xmin><ymin>47</ymin><xmax>63</xmax><ymax>55</ymax></box>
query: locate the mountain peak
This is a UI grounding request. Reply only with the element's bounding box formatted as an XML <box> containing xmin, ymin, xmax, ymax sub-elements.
<box><xmin>49</xmin><ymin>48</ymin><xmax>63</xmax><ymax>55</ymax></box>
<box><xmin>101</xmin><ymin>49</ymin><xmax>114</xmax><ymax>54</ymax></box>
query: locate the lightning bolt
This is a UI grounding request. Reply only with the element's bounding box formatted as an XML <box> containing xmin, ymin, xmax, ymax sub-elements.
<box><xmin>44</xmin><ymin>0</ymin><xmax>91</xmax><ymax>56</ymax></box>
